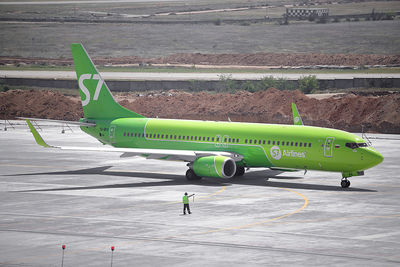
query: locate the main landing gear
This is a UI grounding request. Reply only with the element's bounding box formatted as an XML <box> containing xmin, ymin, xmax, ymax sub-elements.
<box><xmin>341</xmin><ymin>178</ymin><xmax>351</xmax><ymax>188</ymax></box>
<box><xmin>186</xmin><ymin>169</ymin><xmax>202</xmax><ymax>181</ymax></box>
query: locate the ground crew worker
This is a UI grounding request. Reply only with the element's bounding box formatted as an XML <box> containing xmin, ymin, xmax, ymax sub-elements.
<box><xmin>183</xmin><ymin>192</ymin><xmax>194</xmax><ymax>215</ymax></box>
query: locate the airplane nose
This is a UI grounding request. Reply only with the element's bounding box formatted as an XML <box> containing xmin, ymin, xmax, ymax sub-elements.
<box><xmin>363</xmin><ymin>148</ymin><xmax>384</xmax><ymax>169</ymax></box>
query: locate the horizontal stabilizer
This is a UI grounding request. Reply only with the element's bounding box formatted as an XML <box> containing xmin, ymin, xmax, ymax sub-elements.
<box><xmin>19</xmin><ymin>117</ymin><xmax>96</xmax><ymax>127</ymax></box>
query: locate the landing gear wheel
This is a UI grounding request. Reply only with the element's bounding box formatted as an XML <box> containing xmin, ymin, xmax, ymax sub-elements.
<box><xmin>341</xmin><ymin>179</ymin><xmax>351</xmax><ymax>188</ymax></box>
<box><xmin>235</xmin><ymin>166</ymin><xmax>245</xmax><ymax>177</ymax></box>
<box><xmin>186</xmin><ymin>169</ymin><xmax>202</xmax><ymax>181</ymax></box>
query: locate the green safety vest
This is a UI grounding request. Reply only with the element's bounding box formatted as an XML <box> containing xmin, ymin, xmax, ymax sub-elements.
<box><xmin>183</xmin><ymin>195</ymin><xmax>189</xmax><ymax>204</ymax></box>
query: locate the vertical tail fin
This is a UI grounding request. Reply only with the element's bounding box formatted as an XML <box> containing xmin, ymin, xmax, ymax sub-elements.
<box><xmin>71</xmin><ymin>43</ymin><xmax>144</xmax><ymax>120</ymax></box>
<box><xmin>291</xmin><ymin>102</ymin><xmax>303</xmax><ymax>126</ymax></box>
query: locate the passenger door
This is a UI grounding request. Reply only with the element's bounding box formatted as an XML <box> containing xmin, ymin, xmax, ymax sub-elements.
<box><xmin>324</xmin><ymin>137</ymin><xmax>335</xmax><ymax>158</ymax></box>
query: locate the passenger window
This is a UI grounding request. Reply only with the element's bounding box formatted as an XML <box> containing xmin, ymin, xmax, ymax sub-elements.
<box><xmin>211</xmin><ymin>137</ymin><xmax>214</xmax><ymax>142</ymax></box>
<box><xmin>282</xmin><ymin>141</ymin><xmax>285</xmax><ymax>145</ymax></box>
<box><xmin>203</xmin><ymin>137</ymin><xmax>206</xmax><ymax>141</ymax></box>
<box><xmin>295</xmin><ymin>142</ymin><xmax>298</xmax><ymax>146</ymax></box>
<box><xmin>207</xmin><ymin>137</ymin><xmax>210</xmax><ymax>141</ymax></box>
<box><xmin>286</xmin><ymin>141</ymin><xmax>290</xmax><ymax>146</ymax></box>
<box><xmin>272</xmin><ymin>141</ymin><xmax>275</xmax><ymax>145</ymax></box>
<box><xmin>123</xmin><ymin>132</ymin><xmax>126</xmax><ymax>136</ymax></box>
<box><xmin>268</xmin><ymin>140</ymin><xmax>271</xmax><ymax>145</ymax></box>
<box><xmin>187</xmin><ymin>136</ymin><xmax>189</xmax><ymax>140</ymax></box>
<box><xmin>299</xmin><ymin>142</ymin><xmax>302</xmax><ymax>147</ymax></box>
<box><xmin>157</xmin><ymin>134</ymin><xmax>160</xmax><ymax>138</ymax></box>
<box><xmin>174</xmin><ymin>135</ymin><xmax>176</xmax><ymax>139</ymax></box>
<box><xmin>134</xmin><ymin>133</ymin><xmax>137</xmax><ymax>137</ymax></box>
<box><xmin>250</xmin><ymin>140</ymin><xmax>252</xmax><ymax>144</ymax></box>
<box><xmin>277</xmin><ymin>141</ymin><xmax>280</xmax><ymax>145</ymax></box>
<box><xmin>194</xmin><ymin>136</ymin><xmax>197</xmax><ymax>141</ymax></box>
<box><xmin>224</xmin><ymin>138</ymin><xmax>227</xmax><ymax>142</ymax></box>
<box><xmin>245</xmin><ymin>139</ymin><xmax>248</xmax><ymax>144</ymax></box>
<box><xmin>263</xmin><ymin>140</ymin><xmax>265</xmax><ymax>145</ymax></box>
<box><xmin>309</xmin><ymin>143</ymin><xmax>312</xmax><ymax>147</ymax></box>
<box><xmin>161</xmin><ymin>134</ymin><xmax>164</xmax><ymax>139</ymax></box>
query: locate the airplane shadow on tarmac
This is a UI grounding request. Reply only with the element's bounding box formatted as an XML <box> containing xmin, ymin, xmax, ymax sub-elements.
<box><xmin>10</xmin><ymin>166</ymin><xmax>376</xmax><ymax>193</ymax></box>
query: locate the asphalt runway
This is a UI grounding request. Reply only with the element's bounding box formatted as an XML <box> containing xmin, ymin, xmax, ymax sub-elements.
<box><xmin>1</xmin><ymin>123</ymin><xmax>399</xmax><ymax>266</ymax></box>
<box><xmin>1</xmin><ymin>70</ymin><xmax>399</xmax><ymax>81</ymax></box>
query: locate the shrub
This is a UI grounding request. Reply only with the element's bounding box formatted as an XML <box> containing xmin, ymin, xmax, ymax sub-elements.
<box><xmin>218</xmin><ymin>74</ymin><xmax>237</xmax><ymax>92</ymax></box>
<box><xmin>258</xmin><ymin>76</ymin><xmax>276</xmax><ymax>90</ymax></box>
<box><xmin>298</xmin><ymin>75</ymin><xmax>318</xmax><ymax>94</ymax></box>
<box><xmin>241</xmin><ymin>81</ymin><xmax>256</xmax><ymax>92</ymax></box>
<box><xmin>276</xmin><ymin>78</ymin><xmax>296</xmax><ymax>90</ymax></box>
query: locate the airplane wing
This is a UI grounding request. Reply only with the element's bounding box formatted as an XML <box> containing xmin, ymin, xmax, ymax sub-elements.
<box><xmin>19</xmin><ymin>117</ymin><xmax>96</xmax><ymax>127</ymax></box>
<box><xmin>26</xmin><ymin>119</ymin><xmax>243</xmax><ymax>162</ymax></box>
<box><xmin>291</xmin><ymin>103</ymin><xmax>303</xmax><ymax>126</ymax></box>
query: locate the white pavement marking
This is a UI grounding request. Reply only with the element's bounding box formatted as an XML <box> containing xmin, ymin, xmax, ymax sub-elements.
<box><xmin>356</xmin><ymin>230</ymin><xmax>400</xmax><ymax>241</ymax></box>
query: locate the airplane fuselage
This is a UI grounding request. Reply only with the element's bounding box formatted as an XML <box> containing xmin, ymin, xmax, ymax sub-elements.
<box><xmin>81</xmin><ymin>117</ymin><xmax>383</xmax><ymax>175</ymax></box>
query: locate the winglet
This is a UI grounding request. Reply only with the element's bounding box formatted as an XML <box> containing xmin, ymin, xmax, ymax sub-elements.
<box><xmin>291</xmin><ymin>102</ymin><xmax>303</xmax><ymax>126</ymax></box>
<box><xmin>26</xmin><ymin>119</ymin><xmax>52</xmax><ymax>148</ymax></box>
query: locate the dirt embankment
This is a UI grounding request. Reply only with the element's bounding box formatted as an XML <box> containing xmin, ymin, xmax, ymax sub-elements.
<box><xmin>1</xmin><ymin>89</ymin><xmax>399</xmax><ymax>133</ymax></box>
<box><xmin>1</xmin><ymin>53</ymin><xmax>400</xmax><ymax>67</ymax></box>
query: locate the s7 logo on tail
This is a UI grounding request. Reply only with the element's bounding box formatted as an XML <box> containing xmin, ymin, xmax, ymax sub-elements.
<box><xmin>78</xmin><ymin>74</ymin><xmax>104</xmax><ymax>106</ymax></box>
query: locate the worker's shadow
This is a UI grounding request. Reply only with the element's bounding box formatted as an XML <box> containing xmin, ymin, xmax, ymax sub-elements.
<box><xmin>11</xmin><ymin>166</ymin><xmax>376</xmax><ymax>193</ymax></box>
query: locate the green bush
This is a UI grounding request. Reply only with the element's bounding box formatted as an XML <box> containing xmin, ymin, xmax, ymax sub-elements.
<box><xmin>218</xmin><ymin>74</ymin><xmax>237</xmax><ymax>92</ymax></box>
<box><xmin>298</xmin><ymin>75</ymin><xmax>318</xmax><ymax>94</ymax></box>
<box><xmin>275</xmin><ymin>78</ymin><xmax>296</xmax><ymax>90</ymax></box>
<box><xmin>241</xmin><ymin>81</ymin><xmax>256</xmax><ymax>92</ymax></box>
<box><xmin>258</xmin><ymin>76</ymin><xmax>276</xmax><ymax>90</ymax></box>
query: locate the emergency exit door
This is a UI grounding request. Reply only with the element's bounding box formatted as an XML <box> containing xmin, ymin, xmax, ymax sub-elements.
<box><xmin>324</xmin><ymin>137</ymin><xmax>335</xmax><ymax>158</ymax></box>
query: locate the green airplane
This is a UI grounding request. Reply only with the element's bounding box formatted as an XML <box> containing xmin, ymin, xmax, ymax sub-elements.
<box><xmin>25</xmin><ymin>44</ymin><xmax>384</xmax><ymax>188</ymax></box>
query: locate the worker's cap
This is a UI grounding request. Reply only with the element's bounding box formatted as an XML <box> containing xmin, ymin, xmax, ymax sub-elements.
<box><xmin>185</xmin><ymin>192</ymin><xmax>188</xmax><ymax>195</ymax></box>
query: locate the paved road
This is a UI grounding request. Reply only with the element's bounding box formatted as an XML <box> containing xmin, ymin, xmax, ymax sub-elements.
<box><xmin>0</xmin><ymin>0</ymin><xmax>178</xmax><ymax>5</ymax></box>
<box><xmin>1</xmin><ymin>70</ymin><xmax>399</xmax><ymax>81</ymax></box>
<box><xmin>0</xmin><ymin>123</ymin><xmax>399</xmax><ymax>266</ymax></box>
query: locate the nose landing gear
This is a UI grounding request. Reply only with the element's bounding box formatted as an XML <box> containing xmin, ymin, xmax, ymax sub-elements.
<box><xmin>341</xmin><ymin>178</ymin><xmax>351</xmax><ymax>188</ymax></box>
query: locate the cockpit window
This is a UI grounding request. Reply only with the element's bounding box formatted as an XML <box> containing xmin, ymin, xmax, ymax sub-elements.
<box><xmin>345</xmin><ymin>142</ymin><xmax>368</xmax><ymax>149</ymax></box>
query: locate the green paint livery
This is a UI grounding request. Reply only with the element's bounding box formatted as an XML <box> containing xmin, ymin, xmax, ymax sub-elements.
<box><xmin>27</xmin><ymin>44</ymin><xmax>384</xmax><ymax>188</ymax></box>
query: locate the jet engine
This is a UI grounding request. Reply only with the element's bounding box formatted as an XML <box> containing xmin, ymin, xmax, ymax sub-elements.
<box><xmin>192</xmin><ymin>156</ymin><xmax>236</xmax><ymax>178</ymax></box>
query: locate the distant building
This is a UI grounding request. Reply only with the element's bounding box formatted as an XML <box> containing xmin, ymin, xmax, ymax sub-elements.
<box><xmin>286</xmin><ymin>8</ymin><xmax>329</xmax><ymax>18</ymax></box>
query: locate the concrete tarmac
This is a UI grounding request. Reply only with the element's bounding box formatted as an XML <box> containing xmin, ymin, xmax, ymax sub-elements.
<box><xmin>0</xmin><ymin>123</ymin><xmax>399</xmax><ymax>266</ymax></box>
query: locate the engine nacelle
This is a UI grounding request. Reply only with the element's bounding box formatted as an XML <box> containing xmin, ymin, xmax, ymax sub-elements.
<box><xmin>193</xmin><ymin>156</ymin><xmax>236</xmax><ymax>178</ymax></box>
